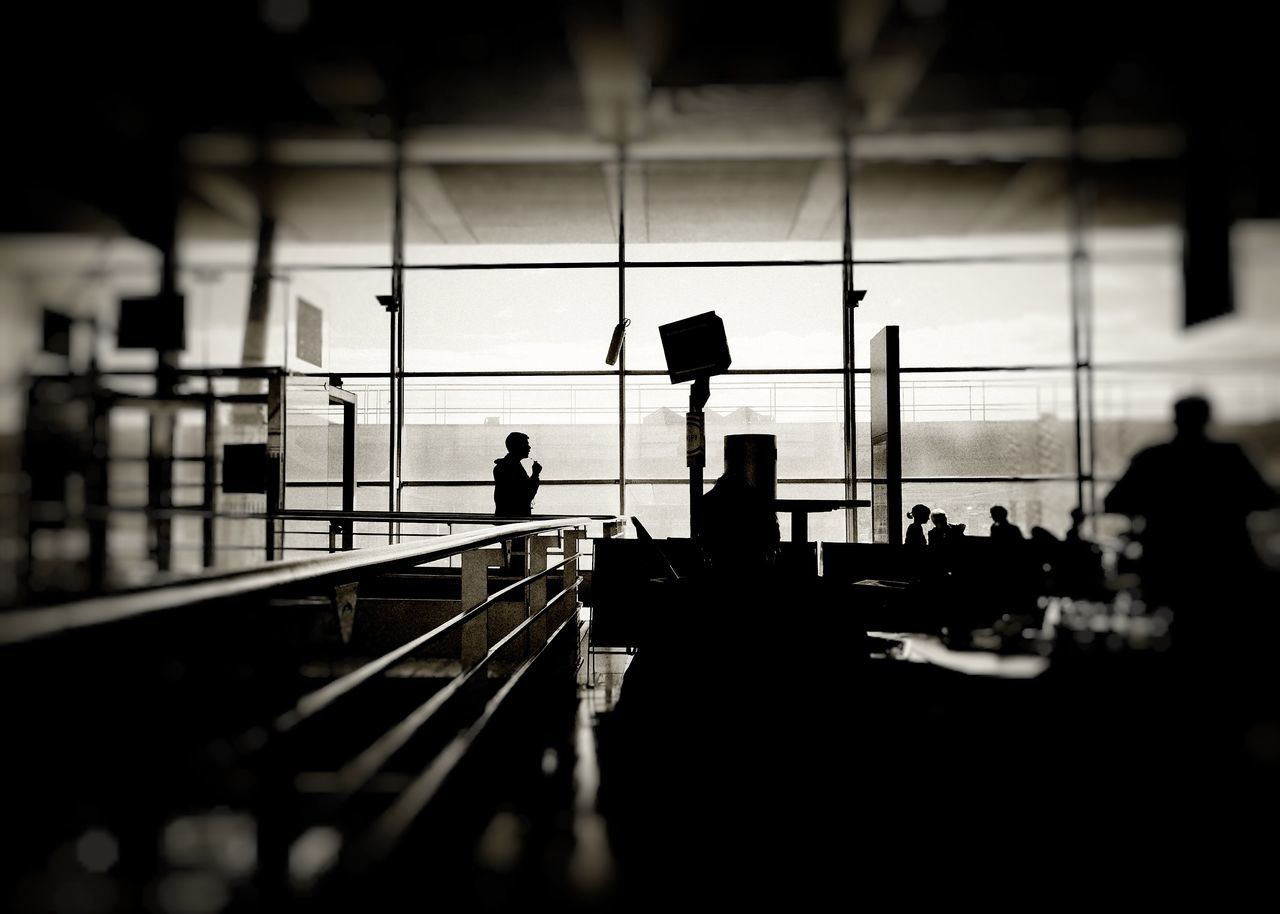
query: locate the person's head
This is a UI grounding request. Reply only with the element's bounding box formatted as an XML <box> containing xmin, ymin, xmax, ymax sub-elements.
<box><xmin>504</xmin><ymin>432</ymin><xmax>531</xmax><ymax>458</ymax></box>
<box><xmin>909</xmin><ymin>503</ymin><xmax>931</xmax><ymax>523</ymax></box>
<box><xmin>931</xmin><ymin>512</ymin><xmax>947</xmax><ymax>527</ymax></box>
<box><xmin>990</xmin><ymin>505</ymin><xmax>1008</xmax><ymax>523</ymax></box>
<box><xmin>1173</xmin><ymin>395</ymin><xmax>1211</xmax><ymax>438</ymax></box>
<box><xmin>1070</xmin><ymin>507</ymin><xmax>1085</xmax><ymax>526</ymax></box>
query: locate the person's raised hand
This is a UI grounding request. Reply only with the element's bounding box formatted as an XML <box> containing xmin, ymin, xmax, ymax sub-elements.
<box><xmin>532</xmin><ymin>460</ymin><xmax>542</xmax><ymax>476</ymax></box>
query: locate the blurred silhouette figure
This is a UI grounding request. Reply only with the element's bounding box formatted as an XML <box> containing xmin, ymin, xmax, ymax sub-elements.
<box><xmin>1065</xmin><ymin>506</ymin><xmax>1087</xmax><ymax>541</ymax></box>
<box><xmin>1027</xmin><ymin>526</ymin><xmax>1063</xmax><ymax>591</ymax></box>
<box><xmin>699</xmin><ymin>467</ymin><xmax>780</xmax><ymax>579</ymax></box>
<box><xmin>929</xmin><ymin>511</ymin><xmax>965</xmax><ymax>547</ymax></box>
<box><xmin>1103</xmin><ymin>401</ymin><xmax>1280</xmax><ymax>840</ymax></box>
<box><xmin>493</xmin><ymin>431</ymin><xmax>541</xmax><ymax>516</ymax></box>
<box><xmin>989</xmin><ymin>505</ymin><xmax>1024</xmax><ymax>542</ymax></box>
<box><xmin>1059</xmin><ymin>508</ymin><xmax>1105</xmax><ymax>598</ymax></box>
<box><xmin>905</xmin><ymin>503</ymin><xmax>930</xmax><ymax>549</ymax></box>
<box><xmin>1104</xmin><ymin>395</ymin><xmax>1276</xmax><ymax>606</ymax></box>
<box><xmin>928</xmin><ymin>511</ymin><xmax>950</xmax><ymax>547</ymax></box>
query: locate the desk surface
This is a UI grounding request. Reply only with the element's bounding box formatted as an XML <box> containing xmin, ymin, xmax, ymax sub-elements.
<box><xmin>774</xmin><ymin>499</ymin><xmax>870</xmax><ymax>512</ymax></box>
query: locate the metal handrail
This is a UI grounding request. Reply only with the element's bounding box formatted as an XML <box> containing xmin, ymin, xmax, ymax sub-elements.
<box><xmin>309</xmin><ymin>568</ymin><xmax>582</xmax><ymax>801</ymax></box>
<box><xmin>0</xmin><ymin>517</ymin><xmax>604</xmax><ymax>646</ymax></box>
<box><xmin>357</xmin><ymin>595</ymin><xmax>582</xmax><ymax>863</ymax></box>
<box><xmin>276</xmin><ymin>552</ymin><xmax>581</xmax><ymax>734</ymax></box>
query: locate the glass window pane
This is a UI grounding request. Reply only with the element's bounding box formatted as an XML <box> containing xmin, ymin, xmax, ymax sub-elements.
<box><xmin>852</xmin><ymin>261</ymin><xmax>1072</xmax><ymax>368</ymax></box>
<box><xmin>626</xmin><ymin>373</ymin><xmax>844</xmax><ymax>484</ymax></box>
<box><xmin>1093</xmin><ymin>366</ymin><xmax>1280</xmax><ymax>483</ymax></box>
<box><xmin>401</xmin><ymin>483</ymin><xmax>618</xmax><ymax>518</ymax></box>
<box><xmin>901</xmin><ymin>481</ymin><xmax>1080</xmax><ymax>540</ymax></box>
<box><xmin>625</xmin><ymin>483</ymin><xmax>695</xmax><ymax>540</ymax></box>
<box><xmin>624</xmin><ymin>481</ymin><xmax>854</xmax><ymax>543</ymax></box>
<box><xmin>627</xmin><ymin>265</ymin><xmax>842</xmax><ymax>370</ymax></box>
<box><xmin>405</xmin><ymin>268</ymin><xmax>618</xmax><ymax>371</ymax></box>
<box><xmin>863</xmin><ymin>370</ymin><xmax>1077</xmax><ymax>480</ymax></box>
<box><xmin>286</xmin><ymin>379</ymin><xmax>390</xmax><ymax>487</ymax></box>
<box><xmin>284</xmin><ymin>269</ymin><xmax>394</xmax><ymax>372</ymax></box>
<box><xmin>400</xmin><ymin>376</ymin><xmax>619</xmax><ymax>483</ymax></box>
<box><xmin>1092</xmin><ymin>223</ymin><xmax>1280</xmax><ymax>365</ymax></box>
<box><xmin>777</xmin><ymin>482</ymin><xmax>849</xmax><ymax>544</ymax></box>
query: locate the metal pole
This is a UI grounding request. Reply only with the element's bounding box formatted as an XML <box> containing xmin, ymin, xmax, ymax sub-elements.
<box><xmin>841</xmin><ymin>132</ymin><xmax>858</xmax><ymax>542</ymax></box>
<box><xmin>343</xmin><ymin>399</ymin><xmax>356</xmax><ymax>550</ymax></box>
<box><xmin>394</xmin><ymin>135</ymin><xmax>406</xmax><ymax>520</ymax></box>
<box><xmin>1068</xmin><ymin>119</ymin><xmax>1092</xmax><ymax>515</ymax></box>
<box><xmin>387</xmin><ymin>306</ymin><xmax>397</xmax><ymax>536</ymax></box>
<box><xmin>617</xmin><ymin>144</ymin><xmax>627</xmax><ymax>517</ymax></box>
<box><xmin>202</xmin><ymin>384</ymin><xmax>217</xmax><ymax>568</ymax></box>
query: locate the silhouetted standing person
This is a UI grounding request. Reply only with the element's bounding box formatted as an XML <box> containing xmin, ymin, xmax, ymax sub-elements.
<box><xmin>493</xmin><ymin>431</ymin><xmax>541</xmax><ymax>516</ymax></box>
<box><xmin>1104</xmin><ymin>395</ymin><xmax>1276</xmax><ymax>607</ymax></box>
<box><xmin>989</xmin><ymin>505</ymin><xmax>1024</xmax><ymax>542</ymax></box>
<box><xmin>494</xmin><ymin>432</ymin><xmax>541</xmax><ymax>573</ymax></box>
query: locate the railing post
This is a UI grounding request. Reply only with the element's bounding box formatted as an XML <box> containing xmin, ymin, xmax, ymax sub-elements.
<box><xmin>526</xmin><ymin>536</ymin><xmax>552</xmax><ymax>653</ymax></box>
<box><xmin>527</xmin><ymin>536</ymin><xmax>550</xmax><ymax>615</ymax></box>
<box><xmin>461</xmin><ymin>547</ymin><xmax>502</xmax><ymax>666</ymax></box>
<box><xmin>562</xmin><ymin>528</ymin><xmax>583</xmax><ymax>630</ymax></box>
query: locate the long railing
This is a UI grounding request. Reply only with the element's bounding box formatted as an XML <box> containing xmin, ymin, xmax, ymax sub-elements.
<box><xmin>0</xmin><ymin>516</ymin><xmax>611</xmax><ymax>645</ymax></box>
<box><xmin>0</xmin><ymin>513</ymin><xmax>625</xmax><ymax>908</ymax></box>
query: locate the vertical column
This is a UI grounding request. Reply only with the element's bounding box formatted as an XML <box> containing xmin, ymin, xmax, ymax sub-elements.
<box><xmin>342</xmin><ymin>398</ymin><xmax>356</xmax><ymax>550</ymax></box>
<box><xmin>841</xmin><ymin>133</ymin><xmax>859</xmax><ymax>542</ymax></box>
<box><xmin>265</xmin><ymin>372</ymin><xmax>285</xmax><ymax>560</ymax></box>
<box><xmin>869</xmin><ymin>326</ymin><xmax>902</xmax><ymax>546</ymax></box>
<box><xmin>202</xmin><ymin>387</ymin><xmax>217</xmax><ymax>568</ymax></box>
<box><xmin>392</xmin><ymin>135</ymin><xmax>406</xmax><ymax>520</ymax></box>
<box><xmin>616</xmin><ymin>145</ymin><xmax>627</xmax><ymax>516</ymax></box>
<box><xmin>1068</xmin><ymin>122</ymin><xmax>1096</xmax><ymax>516</ymax></box>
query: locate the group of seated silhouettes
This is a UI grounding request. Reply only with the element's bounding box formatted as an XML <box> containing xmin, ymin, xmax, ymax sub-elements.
<box><xmin>901</xmin><ymin>499</ymin><xmax>1107</xmax><ymax>613</ymax></box>
<box><xmin>904</xmin><ymin>503</ymin><xmax>970</xmax><ymax>549</ymax></box>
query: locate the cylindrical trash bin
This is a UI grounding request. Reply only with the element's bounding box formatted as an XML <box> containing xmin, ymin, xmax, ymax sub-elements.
<box><xmin>723</xmin><ymin>433</ymin><xmax>777</xmax><ymax>500</ymax></box>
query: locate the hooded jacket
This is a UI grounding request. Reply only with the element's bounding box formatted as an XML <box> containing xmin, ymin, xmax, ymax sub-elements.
<box><xmin>493</xmin><ymin>455</ymin><xmax>539</xmax><ymax>515</ymax></box>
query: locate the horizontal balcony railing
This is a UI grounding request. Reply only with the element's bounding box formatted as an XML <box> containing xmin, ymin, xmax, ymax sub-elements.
<box><xmin>0</xmin><ymin>516</ymin><xmax>609</xmax><ymax>646</ymax></box>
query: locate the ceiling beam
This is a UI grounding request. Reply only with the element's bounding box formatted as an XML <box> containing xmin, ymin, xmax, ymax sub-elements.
<box><xmin>563</xmin><ymin>6</ymin><xmax>650</xmax><ymax>144</ymax></box>
<box><xmin>840</xmin><ymin>0</ymin><xmax>943</xmax><ymax>133</ymax></box>
<box><xmin>183</xmin><ymin>124</ymin><xmax>1182</xmax><ymax>167</ymax></box>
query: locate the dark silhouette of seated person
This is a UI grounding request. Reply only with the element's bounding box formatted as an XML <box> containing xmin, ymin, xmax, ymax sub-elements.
<box><xmin>905</xmin><ymin>503</ymin><xmax>930</xmax><ymax>549</ymax></box>
<box><xmin>928</xmin><ymin>511</ymin><xmax>965</xmax><ymax>548</ymax></box>
<box><xmin>1103</xmin><ymin>395</ymin><xmax>1277</xmax><ymax>607</ymax></box>
<box><xmin>610</xmin><ymin>445</ymin><xmax>821</xmax><ymax>898</ymax></box>
<box><xmin>928</xmin><ymin>511</ymin><xmax>949</xmax><ymax>548</ymax></box>
<box><xmin>698</xmin><ymin>466</ymin><xmax>780</xmax><ymax>585</ymax></box>
<box><xmin>1059</xmin><ymin>507</ymin><xmax>1105</xmax><ymax>598</ymax></box>
<box><xmin>989</xmin><ymin>505</ymin><xmax>1024</xmax><ymax>542</ymax></box>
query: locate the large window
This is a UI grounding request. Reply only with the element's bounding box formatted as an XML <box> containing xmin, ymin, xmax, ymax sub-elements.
<box><xmin>261</xmin><ymin>162</ymin><xmax>1277</xmax><ymax>547</ymax></box>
